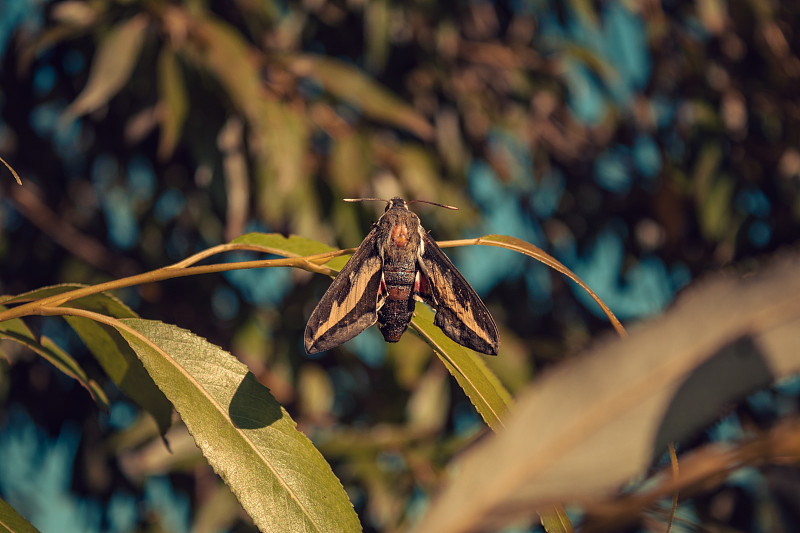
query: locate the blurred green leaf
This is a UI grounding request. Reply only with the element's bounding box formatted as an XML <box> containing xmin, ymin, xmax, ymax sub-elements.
<box><xmin>406</xmin><ymin>363</ymin><xmax>450</xmax><ymax>431</ymax></box>
<box><xmin>329</xmin><ymin>132</ymin><xmax>373</xmax><ymax>196</ymax></box>
<box><xmin>191</xmin><ymin>482</ymin><xmax>242</xmax><ymax>533</ymax></box>
<box><xmin>411</xmin><ymin>305</ymin><xmax>511</xmax><ymax>431</ymax></box>
<box><xmin>701</xmin><ymin>175</ymin><xmax>736</xmax><ymax>241</ymax></box>
<box><xmin>65</xmin><ymin>14</ymin><xmax>149</xmax><ymax>118</ymax></box>
<box><xmin>364</xmin><ymin>0</ymin><xmax>390</xmax><ymax>72</ymax></box>
<box><xmin>193</xmin><ymin>16</ymin><xmax>262</xmax><ymax>119</ymax></box>
<box><xmin>254</xmin><ymin>99</ymin><xmax>312</xmax><ymax>227</ymax></box>
<box><xmin>40</xmin><ymin>335</ymin><xmax>109</xmax><ymax>408</ymax></box>
<box><xmin>116</xmin><ymin>318</ymin><xmax>361</xmax><ymax>533</ymax></box>
<box><xmin>692</xmin><ymin>143</ymin><xmax>738</xmax><ymax>241</ymax></box>
<box><xmin>0</xmin><ymin>496</ymin><xmax>40</xmax><ymax>533</ymax></box>
<box><xmin>396</xmin><ymin>144</ymin><xmax>444</xmax><ymax>200</ymax></box>
<box><xmin>298</xmin><ymin>364</ymin><xmax>334</xmax><ymax>422</ymax></box>
<box><xmin>192</xmin><ymin>15</ymin><xmax>314</xmax><ymax>231</ymax></box>
<box><xmin>119</xmin><ymin>424</ymin><xmax>205</xmax><ymax>479</ymax></box>
<box><xmin>284</xmin><ymin>54</ymin><xmax>434</xmax><ymax>139</ymax></box>
<box><xmin>157</xmin><ymin>45</ymin><xmax>188</xmax><ymax>159</ymax></box>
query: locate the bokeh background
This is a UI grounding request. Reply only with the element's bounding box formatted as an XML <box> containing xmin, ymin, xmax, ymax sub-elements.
<box><xmin>1</xmin><ymin>0</ymin><xmax>799</xmax><ymax>531</ymax></box>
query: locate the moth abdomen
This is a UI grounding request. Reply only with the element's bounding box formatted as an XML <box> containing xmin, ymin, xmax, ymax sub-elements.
<box><xmin>377</xmin><ymin>263</ymin><xmax>416</xmax><ymax>342</ymax></box>
<box><xmin>377</xmin><ymin>298</ymin><xmax>414</xmax><ymax>342</ymax></box>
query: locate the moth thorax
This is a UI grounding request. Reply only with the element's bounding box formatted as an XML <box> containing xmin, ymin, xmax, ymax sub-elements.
<box><xmin>391</xmin><ymin>223</ymin><xmax>410</xmax><ymax>247</ymax></box>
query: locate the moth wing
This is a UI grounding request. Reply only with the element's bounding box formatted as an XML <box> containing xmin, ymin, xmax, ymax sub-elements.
<box><xmin>417</xmin><ymin>233</ymin><xmax>499</xmax><ymax>355</ymax></box>
<box><xmin>304</xmin><ymin>228</ymin><xmax>384</xmax><ymax>354</ymax></box>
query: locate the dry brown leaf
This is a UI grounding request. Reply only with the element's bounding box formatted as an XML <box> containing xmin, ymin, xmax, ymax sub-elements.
<box><xmin>416</xmin><ymin>252</ymin><xmax>800</xmax><ymax>533</ymax></box>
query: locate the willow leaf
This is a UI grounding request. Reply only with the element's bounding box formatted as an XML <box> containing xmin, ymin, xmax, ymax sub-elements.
<box><xmin>65</xmin><ymin>14</ymin><xmax>148</xmax><ymax>118</ymax></box>
<box><xmin>116</xmin><ymin>318</ymin><xmax>361</xmax><ymax>533</ymax></box>
<box><xmin>411</xmin><ymin>305</ymin><xmax>511</xmax><ymax>431</ymax></box>
<box><xmin>2</xmin><ymin>285</ymin><xmax>172</xmax><ymax>434</ymax></box>
<box><xmin>0</xmin><ymin>496</ymin><xmax>40</xmax><ymax>533</ymax></box>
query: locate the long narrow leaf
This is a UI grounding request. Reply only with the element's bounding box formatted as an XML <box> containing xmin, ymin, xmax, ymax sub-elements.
<box><xmin>411</xmin><ymin>305</ymin><xmax>511</xmax><ymax>431</ymax></box>
<box><xmin>65</xmin><ymin>14</ymin><xmax>149</xmax><ymax>118</ymax></box>
<box><xmin>283</xmin><ymin>54</ymin><xmax>434</xmax><ymax>139</ymax></box>
<box><xmin>0</xmin><ymin>309</ymin><xmax>107</xmax><ymax>408</ymax></box>
<box><xmin>156</xmin><ymin>45</ymin><xmax>188</xmax><ymax>159</ymax></box>
<box><xmin>115</xmin><ymin>318</ymin><xmax>361</xmax><ymax>533</ymax></box>
<box><xmin>231</xmin><ymin>233</ymin><xmax>336</xmax><ymax>257</ymax></box>
<box><xmin>2</xmin><ymin>285</ymin><xmax>172</xmax><ymax>434</ymax></box>
<box><xmin>0</xmin><ymin>496</ymin><xmax>40</xmax><ymax>533</ymax></box>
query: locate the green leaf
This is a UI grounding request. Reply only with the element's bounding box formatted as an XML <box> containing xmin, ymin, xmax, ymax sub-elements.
<box><xmin>323</xmin><ymin>254</ymin><xmax>351</xmax><ymax>273</ymax></box>
<box><xmin>2</xmin><ymin>284</ymin><xmax>136</xmax><ymax>312</ymax></box>
<box><xmin>2</xmin><ymin>283</ymin><xmax>89</xmax><ymax>304</ymax></box>
<box><xmin>0</xmin><ymin>308</ymin><xmax>108</xmax><ymax>409</ymax></box>
<box><xmin>65</xmin><ymin>315</ymin><xmax>173</xmax><ymax>435</ymax></box>
<box><xmin>284</xmin><ymin>54</ymin><xmax>434</xmax><ymax>139</ymax></box>
<box><xmin>194</xmin><ymin>16</ymin><xmax>262</xmax><ymax>121</ymax></box>
<box><xmin>411</xmin><ymin>305</ymin><xmax>511</xmax><ymax>431</ymax></box>
<box><xmin>191</xmin><ymin>482</ymin><xmax>242</xmax><ymax>533</ymax></box>
<box><xmin>329</xmin><ymin>133</ymin><xmax>372</xmax><ymax>195</ymax></box>
<box><xmin>40</xmin><ymin>336</ymin><xmax>109</xmax><ymax>408</ymax></box>
<box><xmin>0</xmin><ymin>496</ymin><xmax>41</xmax><ymax>533</ymax></box>
<box><xmin>231</xmin><ymin>233</ymin><xmax>336</xmax><ymax>257</ymax></box>
<box><xmin>1</xmin><ymin>285</ymin><xmax>172</xmax><ymax>434</ymax></box>
<box><xmin>65</xmin><ymin>14</ymin><xmax>149</xmax><ymax>118</ymax></box>
<box><xmin>233</xmin><ymin>232</ymin><xmax>349</xmax><ymax>274</ymax></box>
<box><xmin>115</xmin><ymin>319</ymin><xmax>361</xmax><ymax>533</ymax></box>
<box><xmin>157</xmin><ymin>45</ymin><xmax>188</xmax><ymax>159</ymax></box>
<box><xmin>190</xmin><ymin>16</ymin><xmax>314</xmax><ymax>229</ymax></box>
<box><xmin>539</xmin><ymin>505</ymin><xmax>574</xmax><ymax>533</ymax></box>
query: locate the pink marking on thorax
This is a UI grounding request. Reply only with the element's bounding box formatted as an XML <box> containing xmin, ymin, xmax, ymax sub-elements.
<box><xmin>391</xmin><ymin>223</ymin><xmax>409</xmax><ymax>247</ymax></box>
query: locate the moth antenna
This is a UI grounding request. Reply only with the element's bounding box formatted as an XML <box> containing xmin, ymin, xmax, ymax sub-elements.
<box><xmin>407</xmin><ymin>199</ymin><xmax>459</xmax><ymax>211</ymax></box>
<box><xmin>343</xmin><ymin>197</ymin><xmax>458</xmax><ymax>211</ymax></box>
<box><xmin>343</xmin><ymin>198</ymin><xmax>389</xmax><ymax>204</ymax></box>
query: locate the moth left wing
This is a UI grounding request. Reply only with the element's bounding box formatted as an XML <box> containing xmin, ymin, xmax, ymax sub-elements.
<box><xmin>417</xmin><ymin>233</ymin><xmax>499</xmax><ymax>355</ymax></box>
<box><xmin>304</xmin><ymin>228</ymin><xmax>384</xmax><ymax>354</ymax></box>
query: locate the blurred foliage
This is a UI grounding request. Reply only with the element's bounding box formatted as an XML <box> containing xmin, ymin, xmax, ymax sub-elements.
<box><xmin>1</xmin><ymin>0</ymin><xmax>800</xmax><ymax>531</ymax></box>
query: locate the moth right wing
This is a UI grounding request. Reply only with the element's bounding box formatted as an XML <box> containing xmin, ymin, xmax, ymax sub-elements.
<box><xmin>416</xmin><ymin>233</ymin><xmax>499</xmax><ymax>355</ymax></box>
<box><xmin>304</xmin><ymin>227</ymin><xmax>384</xmax><ymax>354</ymax></box>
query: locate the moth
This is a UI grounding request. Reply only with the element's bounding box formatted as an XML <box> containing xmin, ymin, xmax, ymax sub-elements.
<box><xmin>304</xmin><ymin>197</ymin><xmax>499</xmax><ymax>355</ymax></box>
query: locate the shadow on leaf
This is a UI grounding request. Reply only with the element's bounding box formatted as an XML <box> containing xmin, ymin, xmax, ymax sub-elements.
<box><xmin>229</xmin><ymin>372</ymin><xmax>283</xmax><ymax>429</ymax></box>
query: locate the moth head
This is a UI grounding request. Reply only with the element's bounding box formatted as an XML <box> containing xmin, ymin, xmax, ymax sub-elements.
<box><xmin>386</xmin><ymin>197</ymin><xmax>406</xmax><ymax>211</ymax></box>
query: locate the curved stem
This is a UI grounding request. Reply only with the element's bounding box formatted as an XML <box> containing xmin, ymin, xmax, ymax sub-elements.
<box><xmin>0</xmin><ymin>247</ymin><xmax>349</xmax><ymax>323</ymax></box>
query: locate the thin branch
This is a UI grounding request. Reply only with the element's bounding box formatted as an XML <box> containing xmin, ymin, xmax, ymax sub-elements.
<box><xmin>0</xmin><ymin>249</ymin><xmax>346</xmax><ymax>323</ymax></box>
